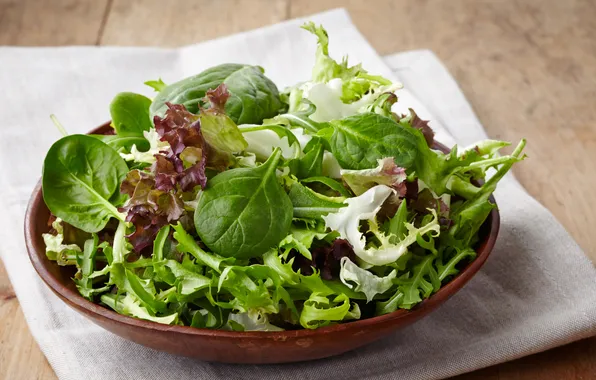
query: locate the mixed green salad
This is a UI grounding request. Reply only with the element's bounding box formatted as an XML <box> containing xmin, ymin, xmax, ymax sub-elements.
<box><xmin>41</xmin><ymin>23</ymin><xmax>526</xmax><ymax>331</ymax></box>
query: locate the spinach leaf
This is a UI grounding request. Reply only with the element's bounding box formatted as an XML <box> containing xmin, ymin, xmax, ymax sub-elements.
<box><xmin>288</xmin><ymin>137</ymin><xmax>325</xmax><ymax>179</ymax></box>
<box><xmin>301</xmin><ymin>176</ymin><xmax>351</xmax><ymax>197</ymax></box>
<box><xmin>194</xmin><ymin>148</ymin><xmax>292</xmax><ymax>258</ymax></box>
<box><xmin>42</xmin><ymin>135</ymin><xmax>128</xmax><ymax>233</ymax></box>
<box><xmin>288</xmin><ymin>182</ymin><xmax>345</xmax><ymax>219</ymax></box>
<box><xmin>90</xmin><ymin>134</ymin><xmax>149</xmax><ymax>152</ymax></box>
<box><xmin>321</xmin><ymin>112</ymin><xmax>421</xmax><ymax>170</ymax></box>
<box><xmin>150</xmin><ymin>64</ymin><xmax>283</xmax><ymax>125</ymax></box>
<box><xmin>109</xmin><ymin>92</ymin><xmax>153</xmax><ymax>137</ymax></box>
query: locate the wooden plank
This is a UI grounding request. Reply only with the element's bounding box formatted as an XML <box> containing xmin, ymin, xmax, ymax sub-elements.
<box><xmin>0</xmin><ymin>0</ymin><xmax>109</xmax><ymax>45</ymax></box>
<box><xmin>100</xmin><ymin>0</ymin><xmax>289</xmax><ymax>46</ymax></box>
<box><xmin>0</xmin><ymin>262</ymin><xmax>55</xmax><ymax>380</ymax></box>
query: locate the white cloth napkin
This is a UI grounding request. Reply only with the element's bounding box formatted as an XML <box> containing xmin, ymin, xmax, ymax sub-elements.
<box><xmin>1</xmin><ymin>8</ymin><xmax>595</xmax><ymax>380</ymax></box>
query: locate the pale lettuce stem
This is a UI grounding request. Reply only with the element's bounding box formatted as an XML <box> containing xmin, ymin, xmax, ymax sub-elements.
<box><xmin>112</xmin><ymin>221</ymin><xmax>128</xmax><ymax>264</ymax></box>
<box><xmin>279</xmin><ymin>113</ymin><xmax>320</xmax><ymax>133</ymax></box>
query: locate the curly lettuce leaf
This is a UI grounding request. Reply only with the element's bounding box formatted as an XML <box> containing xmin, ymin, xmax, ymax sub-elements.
<box><xmin>262</xmin><ymin>249</ymin><xmax>335</xmax><ymax>296</ymax></box>
<box><xmin>340</xmin><ymin>157</ymin><xmax>407</xmax><ymax>196</ymax></box>
<box><xmin>120</xmin><ymin>128</ymin><xmax>170</xmax><ymax>164</ymax></box>
<box><xmin>119</xmin><ymin>170</ymin><xmax>184</xmax><ymax>252</ymax></box>
<box><xmin>395</xmin><ymin>255</ymin><xmax>441</xmax><ymax>309</ymax></box>
<box><xmin>101</xmin><ymin>293</ymin><xmax>178</xmax><ymax>325</ymax></box>
<box><xmin>339</xmin><ymin>257</ymin><xmax>396</xmax><ymax>302</ymax></box>
<box><xmin>226</xmin><ymin>312</ymin><xmax>284</xmax><ymax>331</ymax></box>
<box><xmin>172</xmin><ymin>222</ymin><xmax>232</xmax><ymax>273</ymax></box>
<box><xmin>416</xmin><ymin>138</ymin><xmax>526</xmax><ymax>197</ymax></box>
<box><xmin>323</xmin><ymin>185</ymin><xmax>440</xmax><ymax>266</ymax></box>
<box><xmin>42</xmin><ymin>218</ymin><xmax>82</xmax><ymax>264</ymax></box>
<box><xmin>289</xmin><ymin>23</ymin><xmax>402</xmax><ymax>123</ymax></box>
<box><xmin>299</xmin><ymin>292</ymin><xmax>351</xmax><ymax>329</ymax></box>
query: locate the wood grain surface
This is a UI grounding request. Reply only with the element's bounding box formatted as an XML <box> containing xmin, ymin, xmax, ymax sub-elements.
<box><xmin>0</xmin><ymin>0</ymin><xmax>594</xmax><ymax>379</ymax></box>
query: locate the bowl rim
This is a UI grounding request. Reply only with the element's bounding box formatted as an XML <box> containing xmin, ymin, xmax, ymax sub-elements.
<box><xmin>25</xmin><ymin>122</ymin><xmax>500</xmax><ymax>340</ymax></box>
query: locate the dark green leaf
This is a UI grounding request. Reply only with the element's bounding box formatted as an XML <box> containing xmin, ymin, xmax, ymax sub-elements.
<box><xmin>195</xmin><ymin>149</ymin><xmax>292</xmax><ymax>258</ymax></box>
<box><xmin>301</xmin><ymin>176</ymin><xmax>351</xmax><ymax>197</ymax></box>
<box><xmin>323</xmin><ymin>113</ymin><xmax>421</xmax><ymax>170</ymax></box>
<box><xmin>288</xmin><ymin>138</ymin><xmax>325</xmax><ymax>179</ymax></box>
<box><xmin>150</xmin><ymin>64</ymin><xmax>283</xmax><ymax>125</ymax></box>
<box><xmin>109</xmin><ymin>92</ymin><xmax>152</xmax><ymax>137</ymax></box>
<box><xmin>89</xmin><ymin>134</ymin><xmax>150</xmax><ymax>152</ymax></box>
<box><xmin>288</xmin><ymin>182</ymin><xmax>345</xmax><ymax>219</ymax></box>
<box><xmin>388</xmin><ymin>200</ymin><xmax>409</xmax><ymax>242</ymax></box>
<box><xmin>42</xmin><ymin>135</ymin><xmax>128</xmax><ymax>232</ymax></box>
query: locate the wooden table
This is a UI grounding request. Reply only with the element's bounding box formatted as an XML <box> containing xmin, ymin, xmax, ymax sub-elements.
<box><xmin>1</xmin><ymin>0</ymin><xmax>595</xmax><ymax>378</ymax></box>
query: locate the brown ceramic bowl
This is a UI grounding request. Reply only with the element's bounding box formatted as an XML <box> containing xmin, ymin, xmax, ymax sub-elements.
<box><xmin>25</xmin><ymin>122</ymin><xmax>500</xmax><ymax>364</ymax></box>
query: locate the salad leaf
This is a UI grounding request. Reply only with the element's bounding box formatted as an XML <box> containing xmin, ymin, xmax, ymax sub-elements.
<box><xmin>278</xmin><ymin>223</ymin><xmax>335</xmax><ymax>261</ymax></box>
<box><xmin>109</xmin><ymin>92</ymin><xmax>153</xmax><ymax>137</ymax></box>
<box><xmin>119</xmin><ymin>169</ymin><xmax>184</xmax><ymax>252</ymax></box>
<box><xmin>398</xmin><ymin>108</ymin><xmax>434</xmax><ymax>147</ymax></box>
<box><xmin>151</xmin><ymin>64</ymin><xmax>283</xmax><ymax>125</ymax></box>
<box><xmin>339</xmin><ymin>257</ymin><xmax>396</xmax><ymax>302</ymax></box>
<box><xmin>195</xmin><ymin>148</ymin><xmax>293</xmax><ymax>258</ymax></box>
<box><xmin>320</xmin><ymin>112</ymin><xmax>421</xmax><ymax>170</ymax></box>
<box><xmin>323</xmin><ymin>185</ymin><xmax>440</xmax><ymax>266</ymax></box>
<box><xmin>299</xmin><ymin>293</ymin><xmax>350</xmax><ymax>329</ymax></box>
<box><xmin>288</xmin><ymin>181</ymin><xmax>346</xmax><ymax>219</ymax></box>
<box><xmin>42</xmin><ymin>134</ymin><xmax>128</xmax><ymax>233</ymax></box>
<box><xmin>415</xmin><ymin>138</ymin><xmax>526</xmax><ymax>196</ymax></box>
<box><xmin>340</xmin><ymin>157</ymin><xmax>407</xmax><ymax>196</ymax></box>
<box><xmin>119</xmin><ymin>128</ymin><xmax>169</xmax><ymax>164</ymax></box>
<box><xmin>152</xmin><ymin>102</ymin><xmax>213</xmax><ymax>189</ymax></box>
<box><xmin>144</xmin><ymin>78</ymin><xmax>166</xmax><ymax>92</ymax></box>
<box><xmin>436</xmin><ymin>248</ymin><xmax>477</xmax><ymax>282</ymax></box>
<box><xmin>375</xmin><ymin>290</ymin><xmax>404</xmax><ymax>316</ymax></box>
<box><xmin>287</xmin><ymin>23</ymin><xmax>402</xmax><ymax>123</ymax></box>
<box><xmin>172</xmin><ymin>222</ymin><xmax>231</xmax><ymax>272</ymax></box>
<box><xmin>198</xmin><ymin>84</ymin><xmax>248</xmax><ymax>154</ymax></box>
<box><xmin>239</xmin><ymin>124</ymin><xmax>301</xmax><ymax>160</ymax></box>
<box><xmin>91</xmin><ymin>134</ymin><xmax>150</xmax><ymax>154</ymax></box>
<box><xmin>301</xmin><ymin>22</ymin><xmax>397</xmax><ymax>103</ymax></box>
<box><xmin>216</xmin><ymin>267</ymin><xmax>282</xmax><ymax>318</ymax></box>
<box><xmin>448</xmin><ymin>139</ymin><xmax>526</xmax><ymax>245</ymax></box>
<box><xmin>288</xmin><ymin>137</ymin><xmax>325</xmax><ymax>179</ymax></box>
<box><xmin>396</xmin><ymin>255</ymin><xmax>441</xmax><ymax>309</ymax></box>
<box><xmin>226</xmin><ymin>313</ymin><xmax>284</xmax><ymax>332</ymax></box>
<box><xmin>301</xmin><ymin>176</ymin><xmax>351</xmax><ymax>197</ymax></box>
<box><xmin>42</xmin><ymin>218</ymin><xmax>82</xmax><ymax>264</ymax></box>
<box><xmin>74</xmin><ymin>234</ymin><xmax>99</xmax><ymax>300</ymax></box>
<box><xmin>101</xmin><ymin>293</ymin><xmax>178</xmax><ymax>324</ymax></box>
